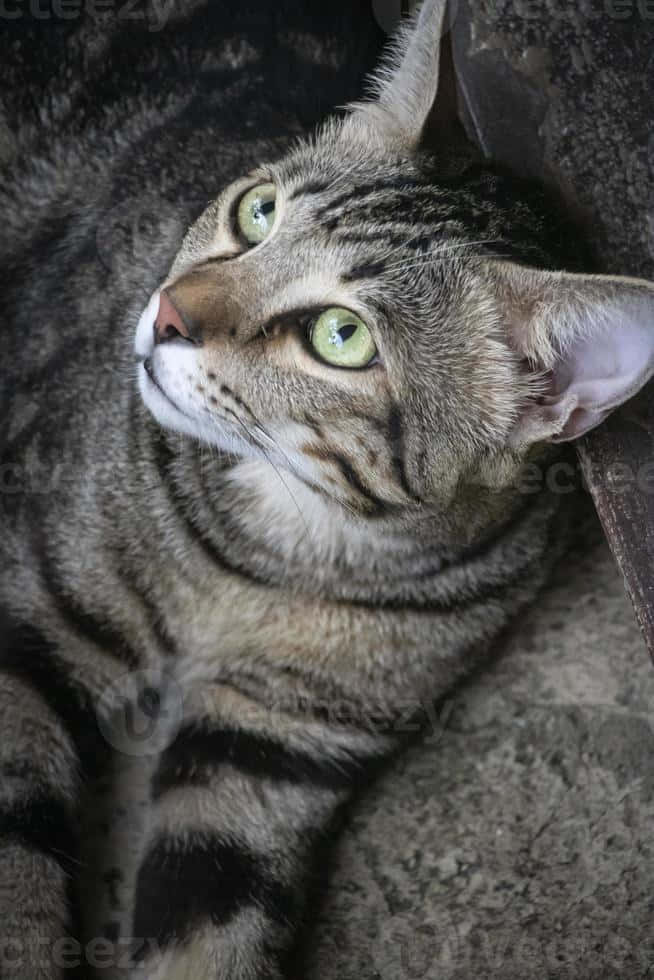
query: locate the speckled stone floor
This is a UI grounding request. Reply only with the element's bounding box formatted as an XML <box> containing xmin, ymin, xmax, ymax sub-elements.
<box><xmin>307</xmin><ymin>512</ymin><xmax>654</xmax><ymax>979</ymax></box>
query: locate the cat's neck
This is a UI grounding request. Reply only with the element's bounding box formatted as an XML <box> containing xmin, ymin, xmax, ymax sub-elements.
<box><xmin>150</xmin><ymin>423</ymin><xmax>565</xmax><ymax>609</ymax></box>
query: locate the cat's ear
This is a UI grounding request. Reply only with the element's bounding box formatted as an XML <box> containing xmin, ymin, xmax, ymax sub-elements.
<box><xmin>342</xmin><ymin>0</ymin><xmax>448</xmax><ymax>148</ymax></box>
<box><xmin>488</xmin><ymin>261</ymin><xmax>654</xmax><ymax>446</ymax></box>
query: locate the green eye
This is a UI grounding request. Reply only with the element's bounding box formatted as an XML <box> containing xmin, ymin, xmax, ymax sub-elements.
<box><xmin>236</xmin><ymin>183</ymin><xmax>277</xmax><ymax>245</ymax></box>
<box><xmin>309</xmin><ymin>308</ymin><xmax>377</xmax><ymax>368</ymax></box>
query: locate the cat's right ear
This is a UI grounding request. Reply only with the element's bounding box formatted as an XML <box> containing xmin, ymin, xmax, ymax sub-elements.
<box><xmin>342</xmin><ymin>0</ymin><xmax>448</xmax><ymax>149</ymax></box>
<box><xmin>488</xmin><ymin>261</ymin><xmax>654</xmax><ymax>447</ymax></box>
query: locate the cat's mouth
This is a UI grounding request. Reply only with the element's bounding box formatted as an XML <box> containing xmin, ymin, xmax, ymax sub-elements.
<box><xmin>135</xmin><ymin>290</ymin><xmax>207</xmax><ymax>432</ymax></box>
<box><xmin>136</xmin><ymin>351</ymin><xmax>261</xmax><ymax>459</ymax></box>
<box><xmin>137</xmin><ymin>354</ymin><xmax>214</xmax><ymax>441</ymax></box>
<box><xmin>140</xmin><ymin>357</ymin><xmax>194</xmax><ymax>420</ymax></box>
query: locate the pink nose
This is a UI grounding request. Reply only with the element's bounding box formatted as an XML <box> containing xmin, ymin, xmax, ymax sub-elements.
<box><xmin>153</xmin><ymin>291</ymin><xmax>192</xmax><ymax>344</ymax></box>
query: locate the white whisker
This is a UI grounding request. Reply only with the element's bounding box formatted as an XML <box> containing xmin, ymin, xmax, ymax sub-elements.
<box><xmin>226</xmin><ymin>412</ymin><xmax>316</xmax><ymax>547</ymax></box>
<box><xmin>377</xmin><ymin>237</ymin><xmax>504</xmax><ymax>276</ymax></box>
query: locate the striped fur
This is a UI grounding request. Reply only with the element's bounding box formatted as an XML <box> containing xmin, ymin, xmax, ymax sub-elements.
<box><xmin>3</xmin><ymin>1</ymin><xmax>653</xmax><ymax>977</ymax></box>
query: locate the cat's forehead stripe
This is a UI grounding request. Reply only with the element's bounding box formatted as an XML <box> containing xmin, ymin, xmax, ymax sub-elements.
<box><xmin>315</xmin><ymin>175</ymin><xmax>432</xmax><ymax>216</ymax></box>
<box><xmin>340</xmin><ymin>261</ymin><xmax>388</xmax><ymax>284</ymax></box>
<box><xmin>288</xmin><ymin>178</ymin><xmax>334</xmax><ymax>200</ymax></box>
<box><xmin>278</xmin><ymin>152</ymin><xmax>579</xmax><ymax>269</ymax></box>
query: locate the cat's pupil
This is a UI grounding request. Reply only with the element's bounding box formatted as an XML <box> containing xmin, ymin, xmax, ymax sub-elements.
<box><xmin>257</xmin><ymin>201</ymin><xmax>275</xmax><ymax>218</ymax></box>
<box><xmin>337</xmin><ymin>323</ymin><xmax>357</xmax><ymax>343</ymax></box>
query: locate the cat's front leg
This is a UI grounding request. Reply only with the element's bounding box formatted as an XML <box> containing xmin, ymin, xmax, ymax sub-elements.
<box><xmin>125</xmin><ymin>685</ymin><xmax>391</xmax><ymax>980</ymax></box>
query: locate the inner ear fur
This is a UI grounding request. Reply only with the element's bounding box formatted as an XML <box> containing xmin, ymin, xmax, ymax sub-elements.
<box><xmin>488</xmin><ymin>260</ymin><xmax>654</xmax><ymax>445</ymax></box>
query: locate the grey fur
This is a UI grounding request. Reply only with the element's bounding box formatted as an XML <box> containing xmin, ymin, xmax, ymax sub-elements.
<box><xmin>1</xmin><ymin>1</ymin><xmax>654</xmax><ymax>977</ymax></box>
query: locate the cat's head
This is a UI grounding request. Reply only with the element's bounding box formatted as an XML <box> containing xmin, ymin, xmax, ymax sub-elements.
<box><xmin>135</xmin><ymin>0</ymin><xmax>654</xmax><ymax>530</ymax></box>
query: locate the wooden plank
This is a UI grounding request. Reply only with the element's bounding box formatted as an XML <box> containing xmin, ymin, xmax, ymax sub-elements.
<box><xmin>448</xmin><ymin>0</ymin><xmax>654</xmax><ymax>660</ymax></box>
<box><xmin>577</xmin><ymin>392</ymin><xmax>654</xmax><ymax>654</ymax></box>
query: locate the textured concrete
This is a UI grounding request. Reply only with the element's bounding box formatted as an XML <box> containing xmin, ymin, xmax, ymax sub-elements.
<box><xmin>306</xmin><ymin>512</ymin><xmax>654</xmax><ymax>979</ymax></box>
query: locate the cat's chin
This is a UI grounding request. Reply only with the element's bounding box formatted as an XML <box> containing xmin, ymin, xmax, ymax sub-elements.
<box><xmin>137</xmin><ymin>362</ymin><xmax>253</xmax><ymax>457</ymax></box>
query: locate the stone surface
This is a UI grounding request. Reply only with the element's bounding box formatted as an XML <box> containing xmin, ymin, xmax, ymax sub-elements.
<box><xmin>306</xmin><ymin>513</ymin><xmax>654</xmax><ymax>978</ymax></box>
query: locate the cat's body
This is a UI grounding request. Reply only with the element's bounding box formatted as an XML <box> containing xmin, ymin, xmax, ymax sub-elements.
<box><xmin>2</xmin><ymin>1</ymin><xmax>654</xmax><ymax>978</ymax></box>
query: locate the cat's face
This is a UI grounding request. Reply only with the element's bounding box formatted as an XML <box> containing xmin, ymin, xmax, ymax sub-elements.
<box><xmin>135</xmin><ymin>0</ymin><xmax>654</xmax><ymax>526</ymax></box>
<box><xmin>135</xmin><ymin>137</ymin><xmax>540</xmax><ymax>518</ymax></box>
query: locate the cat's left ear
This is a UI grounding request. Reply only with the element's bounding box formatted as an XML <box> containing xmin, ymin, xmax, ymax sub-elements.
<box><xmin>488</xmin><ymin>261</ymin><xmax>654</xmax><ymax>446</ymax></box>
<box><xmin>343</xmin><ymin>0</ymin><xmax>448</xmax><ymax>148</ymax></box>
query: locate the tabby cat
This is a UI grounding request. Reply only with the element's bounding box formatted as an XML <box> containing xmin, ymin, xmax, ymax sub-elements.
<box><xmin>2</xmin><ymin>0</ymin><xmax>654</xmax><ymax>977</ymax></box>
